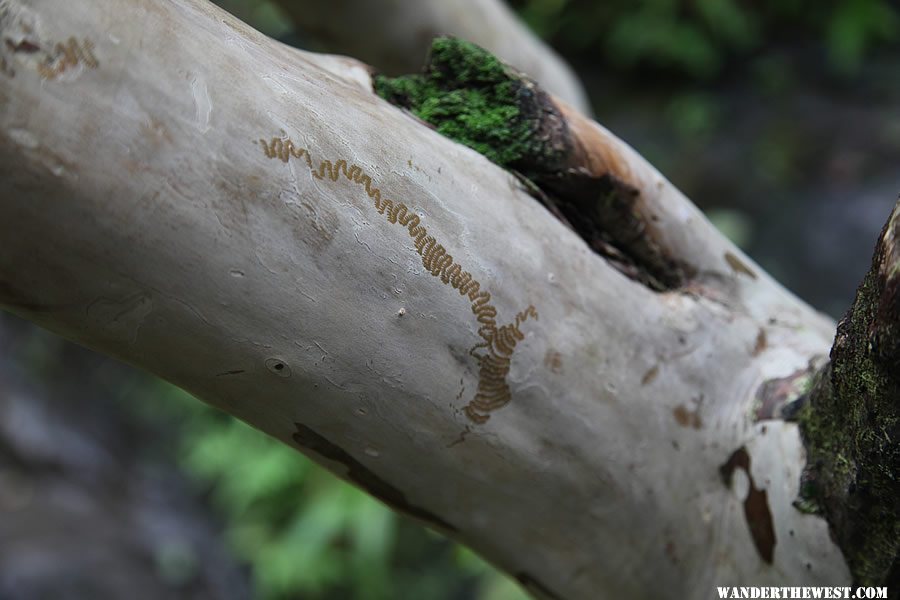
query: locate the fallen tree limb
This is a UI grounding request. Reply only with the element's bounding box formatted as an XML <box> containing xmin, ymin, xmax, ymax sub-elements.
<box><xmin>0</xmin><ymin>0</ymin><xmax>894</xmax><ymax>597</ymax></box>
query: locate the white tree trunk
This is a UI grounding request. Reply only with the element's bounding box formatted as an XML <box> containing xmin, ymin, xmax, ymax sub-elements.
<box><xmin>0</xmin><ymin>0</ymin><xmax>852</xmax><ymax>597</ymax></box>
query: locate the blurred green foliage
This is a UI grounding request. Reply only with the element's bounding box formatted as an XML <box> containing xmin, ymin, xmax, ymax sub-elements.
<box><xmin>514</xmin><ymin>0</ymin><xmax>899</xmax><ymax>78</ymax></box>
<box><xmin>133</xmin><ymin>381</ymin><xmax>527</xmax><ymax>600</ymax></box>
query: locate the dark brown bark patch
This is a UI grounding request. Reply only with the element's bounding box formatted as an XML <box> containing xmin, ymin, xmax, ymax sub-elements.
<box><xmin>753</xmin><ymin>328</ymin><xmax>768</xmax><ymax>356</ymax></box>
<box><xmin>292</xmin><ymin>422</ymin><xmax>457</xmax><ymax>533</ymax></box>
<box><xmin>673</xmin><ymin>404</ymin><xmax>702</xmax><ymax>429</ymax></box>
<box><xmin>641</xmin><ymin>364</ymin><xmax>660</xmax><ymax>385</ymax></box>
<box><xmin>5</xmin><ymin>38</ymin><xmax>40</xmax><ymax>53</ymax></box>
<box><xmin>720</xmin><ymin>446</ymin><xmax>777</xmax><ymax>564</ymax></box>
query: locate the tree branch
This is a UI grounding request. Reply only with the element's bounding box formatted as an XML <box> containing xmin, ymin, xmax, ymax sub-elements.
<box><xmin>0</xmin><ymin>0</ymin><xmax>866</xmax><ymax>596</ymax></box>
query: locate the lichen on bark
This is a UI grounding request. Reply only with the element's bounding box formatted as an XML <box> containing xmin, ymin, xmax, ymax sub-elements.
<box><xmin>797</xmin><ymin>200</ymin><xmax>900</xmax><ymax>587</ymax></box>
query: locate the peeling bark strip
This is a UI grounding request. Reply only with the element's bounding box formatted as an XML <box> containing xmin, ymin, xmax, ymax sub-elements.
<box><xmin>798</xmin><ymin>201</ymin><xmax>900</xmax><ymax>587</ymax></box>
<box><xmin>720</xmin><ymin>447</ymin><xmax>777</xmax><ymax>564</ymax></box>
<box><xmin>260</xmin><ymin>137</ymin><xmax>538</xmax><ymax>423</ymax></box>
<box><xmin>753</xmin><ymin>362</ymin><xmax>820</xmax><ymax>421</ymax></box>
<box><xmin>292</xmin><ymin>423</ymin><xmax>457</xmax><ymax>532</ymax></box>
<box><xmin>374</xmin><ymin>37</ymin><xmax>688</xmax><ymax>290</ymax></box>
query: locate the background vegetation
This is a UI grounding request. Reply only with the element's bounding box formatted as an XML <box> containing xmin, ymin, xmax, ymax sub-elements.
<box><xmin>514</xmin><ymin>0</ymin><xmax>898</xmax><ymax>78</ymax></box>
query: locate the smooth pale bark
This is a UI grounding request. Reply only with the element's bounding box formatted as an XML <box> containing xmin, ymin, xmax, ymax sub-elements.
<box><xmin>270</xmin><ymin>0</ymin><xmax>592</xmax><ymax>114</ymax></box>
<box><xmin>0</xmin><ymin>0</ymin><xmax>849</xmax><ymax>597</ymax></box>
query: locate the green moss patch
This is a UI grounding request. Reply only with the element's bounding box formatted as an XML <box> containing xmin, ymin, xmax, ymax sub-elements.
<box><xmin>373</xmin><ymin>37</ymin><xmax>562</xmax><ymax>171</ymax></box>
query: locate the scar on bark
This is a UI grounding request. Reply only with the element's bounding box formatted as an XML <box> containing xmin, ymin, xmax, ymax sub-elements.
<box><xmin>215</xmin><ymin>369</ymin><xmax>245</xmax><ymax>377</ymax></box>
<box><xmin>673</xmin><ymin>404</ymin><xmax>702</xmax><ymax>429</ymax></box>
<box><xmin>292</xmin><ymin>423</ymin><xmax>457</xmax><ymax>532</ymax></box>
<box><xmin>720</xmin><ymin>446</ymin><xmax>776</xmax><ymax>564</ymax></box>
<box><xmin>373</xmin><ymin>36</ymin><xmax>689</xmax><ymax>291</ymax></box>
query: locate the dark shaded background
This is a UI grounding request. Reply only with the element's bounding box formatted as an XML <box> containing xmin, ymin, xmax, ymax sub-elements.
<box><xmin>2</xmin><ymin>1</ymin><xmax>898</xmax><ymax>598</ymax></box>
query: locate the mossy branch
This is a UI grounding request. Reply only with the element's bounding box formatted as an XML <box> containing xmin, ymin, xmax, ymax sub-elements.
<box><xmin>798</xmin><ymin>199</ymin><xmax>900</xmax><ymax>588</ymax></box>
<box><xmin>373</xmin><ymin>37</ymin><xmax>569</xmax><ymax>174</ymax></box>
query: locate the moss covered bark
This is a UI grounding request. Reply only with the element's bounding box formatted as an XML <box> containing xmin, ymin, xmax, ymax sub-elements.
<box><xmin>798</xmin><ymin>200</ymin><xmax>900</xmax><ymax>587</ymax></box>
<box><xmin>373</xmin><ymin>37</ymin><xmax>569</xmax><ymax>176</ymax></box>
